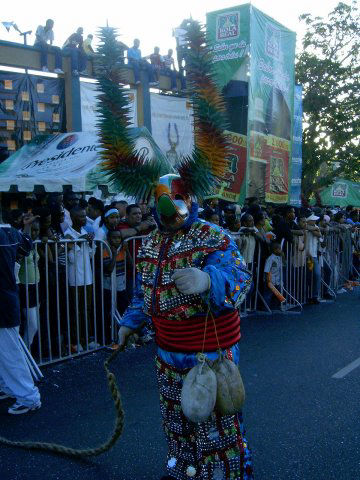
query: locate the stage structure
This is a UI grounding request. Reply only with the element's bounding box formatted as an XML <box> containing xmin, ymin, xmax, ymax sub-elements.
<box><xmin>207</xmin><ymin>5</ymin><xmax>299</xmax><ymax>204</ymax></box>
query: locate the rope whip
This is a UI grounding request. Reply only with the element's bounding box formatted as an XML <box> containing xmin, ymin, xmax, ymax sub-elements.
<box><xmin>0</xmin><ymin>346</ymin><xmax>125</xmax><ymax>458</ymax></box>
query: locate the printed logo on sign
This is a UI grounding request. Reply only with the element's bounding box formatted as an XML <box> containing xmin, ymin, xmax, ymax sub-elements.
<box><xmin>56</xmin><ymin>134</ymin><xmax>79</xmax><ymax>150</ymax></box>
<box><xmin>216</xmin><ymin>12</ymin><xmax>240</xmax><ymax>41</ymax></box>
<box><xmin>265</xmin><ymin>23</ymin><xmax>281</xmax><ymax>60</ymax></box>
<box><xmin>332</xmin><ymin>184</ymin><xmax>348</xmax><ymax>198</ymax></box>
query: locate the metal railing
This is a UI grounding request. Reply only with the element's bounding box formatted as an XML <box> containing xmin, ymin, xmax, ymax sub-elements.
<box><xmin>19</xmin><ymin>229</ymin><xmax>359</xmax><ymax>366</ymax></box>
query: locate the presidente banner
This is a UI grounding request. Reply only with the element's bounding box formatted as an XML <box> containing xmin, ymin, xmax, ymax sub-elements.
<box><xmin>150</xmin><ymin>93</ymin><xmax>194</xmax><ymax>168</ymax></box>
<box><xmin>0</xmin><ymin>128</ymin><xmax>169</xmax><ymax>192</ymax></box>
<box><xmin>206</xmin><ymin>5</ymin><xmax>250</xmax><ymax>89</ymax></box>
<box><xmin>290</xmin><ymin>85</ymin><xmax>303</xmax><ymax>206</ymax></box>
<box><xmin>247</xmin><ymin>6</ymin><xmax>296</xmax><ymax>203</ymax></box>
<box><xmin>80</xmin><ymin>81</ymin><xmax>137</xmax><ymax>132</ymax></box>
<box><xmin>214</xmin><ymin>130</ymin><xmax>247</xmax><ymax>202</ymax></box>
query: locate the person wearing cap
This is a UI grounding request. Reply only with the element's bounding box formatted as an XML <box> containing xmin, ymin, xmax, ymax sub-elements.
<box><xmin>305</xmin><ymin>214</ymin><xmax>323</xmax><ymax>304</ymax></box>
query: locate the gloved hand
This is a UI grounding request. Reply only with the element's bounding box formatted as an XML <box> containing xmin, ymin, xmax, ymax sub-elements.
<box><xmin>172</xmin><ymin>268</ymin><xmax>211</xmax><ymax>295</ymax></box>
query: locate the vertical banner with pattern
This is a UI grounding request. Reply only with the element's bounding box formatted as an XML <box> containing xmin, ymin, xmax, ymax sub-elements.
<box><xmin>215</xmin><ymin>130</ymin><xmax>247</xmax><ymax>202</ymax></box>
<box><xmin>206</xmin><ymin>5</ymin><xmax>250</xmax><ymax>89</ymax></box>
<box><xmin>206</xmin><ymin>6</ymin><xmax>250</xmax><ymax>201</ymax></box>
<box><xmin>0</xmin><ymin>72</ymin><xmax>65</xmax><ymax>157</ymax></box>
<box><xmin>290</xmin><ymin>85</ymin><xmax>303</xmax><ymax>206</ymax></box>
<box><xmin>247</xmin><ymin>7</ymin><xmax>296</xmax><ymax>203</ymax></box>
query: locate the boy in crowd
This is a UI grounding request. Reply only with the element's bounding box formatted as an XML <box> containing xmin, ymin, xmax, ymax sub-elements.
<box><xmin>263</xmin><ymin>241</ymin><xmax>285</xmax><ymax>310</ymax></box>
<box><xmin>99</xmin><ymin>230</ymin><xmax>128</xmax><ymax>345</ymax></box>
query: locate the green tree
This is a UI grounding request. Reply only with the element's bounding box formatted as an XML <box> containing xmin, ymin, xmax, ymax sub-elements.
<box><xmin>296</xmin><ymin>1</ymin><xmax>360</xmax><ymax>200</ymax></box>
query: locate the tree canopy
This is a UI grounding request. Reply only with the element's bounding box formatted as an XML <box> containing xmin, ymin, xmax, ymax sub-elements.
<box><xmin>296</xmin><ymin>1</ymin><xmax>360</xmax><ymax>199</ymax></box>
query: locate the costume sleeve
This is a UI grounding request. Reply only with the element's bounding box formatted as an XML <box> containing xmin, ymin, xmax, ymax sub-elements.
<box><xmin>202</xmin><ymin>238</ymin><xmax>252</xmax><ymax>313</ymax></box>
<box><xmin>120</xmin><ymin>273</ymin><xmax>150</xmax><ymax>330</ymax></box>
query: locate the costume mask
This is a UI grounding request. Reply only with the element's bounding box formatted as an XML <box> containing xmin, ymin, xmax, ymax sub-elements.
<box><xmin>155</xmin><ymin>174</ymin><xmax>192</xmax><ymax>230</ymax></box>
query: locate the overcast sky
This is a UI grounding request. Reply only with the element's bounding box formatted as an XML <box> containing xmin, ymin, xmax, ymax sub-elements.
<box><xmin>2</xmin><ymin>0</ymin><xmax>341</xmax><ymax>55</ymax></box>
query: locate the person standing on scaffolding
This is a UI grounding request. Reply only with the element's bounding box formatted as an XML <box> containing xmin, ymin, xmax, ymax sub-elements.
<box><xmin>0</xmin><ymin>213</ymin><xmax>42</xmax><ymax>415</ymax></box>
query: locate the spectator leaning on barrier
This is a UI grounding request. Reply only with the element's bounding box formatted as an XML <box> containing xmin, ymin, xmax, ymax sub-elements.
<box><xmin>0</xmin><ymin>214</ymin><xmax>42</xmax><ymax>415</ymax></box>
<box><xmin>305</xmin><ymin>214</ymin><xmax>323</xmax><ymax>304</ymax></box>
<box><xmin>100</xmin><ymin>230</ymin><xmax>129</xmax><ymax>344</ymax></box>
<box><xmin>95</xmin><ymin>206</ymin><xmax>120</xmax><ymax>242</ymax></box>
<box><xmin>263</xmin><ymin>241</ymin><xmax>285</xmax><ymax>310</ymax></box>
<box><xmin>274</xmin><ymin>206</ymin><xmax>303</xmax><ymax>249</ymax></box>
<box><xmin>111</xmin><ymin>200</ymin><xmax>128</xmax><ymax>220</ymax></box>
<box><xmin>64</xmin><ymin>207</ymin><xmax>95</xmax><ymax>352</ymax></box>
<box><xmin>318</xmin><ymin>214</ymin><xmax>334</xmax><ymax>300</ymax></box>
<box><xmin>61</xmin><ymin>192</ymin><xmax>80</xmax><ymax>232</ymax></box>
<box><xmin>86</xmin><ymin>198</ymin><xmax>104</xmax><ymax>233</ymax></box>
<box><xmin>238</xmin><ymin>214</ymin><xmax>258</xmax><ymax>267</ymax></box>
<box><xmin>18</xmin><ymin>220</ymin><xmax>41</xmax><ymax>348</ymax></box>
<box><xmin>34</xmin><ymin>19</ymin><xmax>64</xmax><ymax>74</ymax></box>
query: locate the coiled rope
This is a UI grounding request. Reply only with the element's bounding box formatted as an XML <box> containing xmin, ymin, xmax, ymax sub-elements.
<box><xmin>0</xmin><ymin>346</ymin><xmax>125</xmax><ymax>458</ymax></box>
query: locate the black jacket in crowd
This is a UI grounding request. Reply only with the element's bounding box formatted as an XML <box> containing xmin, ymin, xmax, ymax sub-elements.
<box><xmin>0</xmin><ymin>225</ymin><xmax>32</xmax><ymax>328</ymax></box>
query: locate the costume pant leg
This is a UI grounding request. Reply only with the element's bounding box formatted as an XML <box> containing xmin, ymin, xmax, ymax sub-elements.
<box><xmin>156</xmin><ymin>357</ymin><xmax>199</xmax><ymax>480</ymax></box>
<box><xmin>195</xmin><ymin>412</ymin><xmax>253</xmax><ymax>480</ymax></box>
<box><xmin>0</xmin><ymin>327</ymin><xmax>40</xmax><ymax>406</ymax></box>
<box><xmin>155</xmin><ymin>356</ymin><xmax>253</xmax><ymax>480</ymax></box>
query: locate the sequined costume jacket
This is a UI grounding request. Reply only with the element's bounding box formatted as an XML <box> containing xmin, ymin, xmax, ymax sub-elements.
<box><xmin>121</xmin><ymin>218</ymin><xmax>251</xmax><ymax>368</ymax></box>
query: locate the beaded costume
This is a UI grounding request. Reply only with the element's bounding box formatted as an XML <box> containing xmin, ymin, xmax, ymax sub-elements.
<box><xmin>96</xmin><ymin>22</ymin><xmax>254</xmax><ymax>480</ymax></box>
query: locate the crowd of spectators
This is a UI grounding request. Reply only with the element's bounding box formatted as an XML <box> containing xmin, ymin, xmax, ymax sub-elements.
<box><xmin>201</xmin><ymin>197</ymin><xmax>360</xmax><ymax>310</ymax></box>
<box><xmin>31</xmin><ymin>18</ymin><xmax>186</xmax><ymax>90</ymax></box>
<box><xmin>2</xmin><ymin>192</ymin><xmax>359</xmax><ymax>364</ymax></box>
<box><xmin>2</xmin><ymin>192</ymin><xmax>157</xmax><ymax>359</ymax></box>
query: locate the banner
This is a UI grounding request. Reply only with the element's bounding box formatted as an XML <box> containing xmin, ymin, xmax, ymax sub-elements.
<box><xmin>0</xmin><ymin>72</ymin><xmax>65</xmax><ymax>155</ymax></box>
<box><xmin>290</xmin><ymin>85</ymin><xmax>303</xmax><ymax>206</ymax></box>
<box><xmin>0</xmin><ymin>128</ymin><xmax>169</xmax><ymax>192</ymax></box>
<box><xmin>214</xmin><ymin>130</ymin><xmax>247</xmax><ymax>202</ymax></box>
<box><xmin>150</xmin><ymin>93</ymin><xmax>194</xmax><ymax>167</ymax></box>
<box><xmin>247</xmin><ymin>7</ymin><xmax>296</xmax><ymax>203</ymax></box>
<box><xmin>206</xmin><ymin>5</ymin><xmax>250</xmax><ymax>88</ymax></box>
<box><xmin>80</xmin><ymin>81</ymin><xmax>137</xmax><ymax>132</ymax></box>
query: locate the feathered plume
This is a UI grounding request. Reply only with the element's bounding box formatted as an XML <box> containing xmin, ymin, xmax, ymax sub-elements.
<box><xmin>178</xmin><ymin>20</ymin><xmax>229</xmax><ymax>198</ymax></box>
<box><xmin>95</xmin><ymin>27</ymin><xmax>166</xmax><ymax>200</ymax></box>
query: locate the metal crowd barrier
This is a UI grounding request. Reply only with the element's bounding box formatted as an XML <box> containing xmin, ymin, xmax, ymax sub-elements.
<box><xmin>232</xmin><ymin>227</ymin><xmax>358</xmax><ymax>315</ymax></box>
<box><xmin>20</xmin><ymin>238</ymin><xmax>117</xmax><ymax>366</ymax></box>
<box><xmin>19</xmin><ymin>228</ymin><xmax>359</xmax><ymax>366</ymax></box>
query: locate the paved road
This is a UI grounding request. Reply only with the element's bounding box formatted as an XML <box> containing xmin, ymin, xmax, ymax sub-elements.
<box><xmin>0</xmin><ymin>293</ymin><xmax>359</xmax><ymax>480</ymax></box>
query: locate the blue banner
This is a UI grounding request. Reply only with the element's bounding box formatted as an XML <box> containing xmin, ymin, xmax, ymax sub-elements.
<box><xmin>290</xmin><ymin>84</ymin><xmax>303</xmax><ymax>206</ymax></box>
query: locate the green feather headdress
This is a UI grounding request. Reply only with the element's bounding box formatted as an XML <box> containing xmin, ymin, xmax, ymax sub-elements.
<box><xmin>96</xmin><ymin>22</ymin><xmax>229</xmax><ymax>201</ymax></box>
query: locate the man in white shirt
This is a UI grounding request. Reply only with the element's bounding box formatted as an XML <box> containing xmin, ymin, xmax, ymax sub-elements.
<box><xmin>305</xmin><ymin>214</ymin><xmax>323</xmax><ymax>304</ymax></box>
<box><xmin>64</xmin><ymin>207</ymin><xmax>95</xmax><ymax>351</ymax></box>
<box><xmin>86</xmin><ymin>198</ymin><xmax>104</xmax><ymax>233</ymax></box>
<box><xmin>60</xmin><ymin>192</ymin><xmax>80</xmax><ymax>233</ymax></box>
<box><xmin>34</xmin><ymin>19</ymin><xmax>64</xmax><ymax>74</ymax></box>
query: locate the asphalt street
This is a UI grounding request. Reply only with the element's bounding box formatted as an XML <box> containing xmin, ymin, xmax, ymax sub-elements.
<box><xmin>0</xmin><ymin>292</ymin><xmax>359</xmax><ymax>480</ymax></box>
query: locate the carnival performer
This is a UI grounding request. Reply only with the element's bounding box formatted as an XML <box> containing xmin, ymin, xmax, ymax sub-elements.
<box><xmin>96</xmin><ymin>22</ymin><xmax>254</xmax><ymax>480</ymax></box>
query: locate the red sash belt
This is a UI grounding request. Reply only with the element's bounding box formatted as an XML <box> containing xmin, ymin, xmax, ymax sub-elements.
<box><xmin>152</xmin><ymin>310</ymin><xmax>241</xmax><ymax>352</ymax></box>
